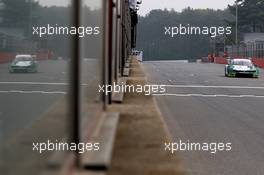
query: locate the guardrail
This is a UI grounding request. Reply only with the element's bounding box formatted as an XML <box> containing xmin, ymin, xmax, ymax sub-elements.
<box><xmin>0</xmin><ymin>53</ymin><xmax>15</xmax><ymax>64</ymax></box>
<box><xmin>214</xmin><ymin>56</ymin><xmax>264</xmax><ymax>68</ymax></box>
<box><xmin>0</xmin><ymin>52</ymin><xmax>52</xmax><ymax>64</ymax></box>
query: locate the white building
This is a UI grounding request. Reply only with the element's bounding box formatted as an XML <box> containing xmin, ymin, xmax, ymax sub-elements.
<box><xmin>243</xmin><ymin>33</ymin><xmax>264</xmax><ymax>43</ymax></box>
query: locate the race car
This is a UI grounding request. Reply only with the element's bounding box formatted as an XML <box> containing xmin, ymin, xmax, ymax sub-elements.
<box><xmin>225</xmin><ymin>58</ymin><xmax>259</xmax><ymax>78</ymax></box>
<box><xmin>8</xmin><ymin>55</ymin><xmax>38</xmax><ymax>73</ymax></box>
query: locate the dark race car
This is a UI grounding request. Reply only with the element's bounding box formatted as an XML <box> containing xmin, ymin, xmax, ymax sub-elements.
<box><xmin>8</xmin><ymin>55</ymin><xmax>38</xmax><ymax>73</ymax></box>
<box><xmin>225</xmin><ymin>58</ymin><xmax>259</xmax><ymax>78</ymax></box>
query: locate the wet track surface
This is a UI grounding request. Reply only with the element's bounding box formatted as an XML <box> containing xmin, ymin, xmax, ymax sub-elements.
<box><xmin>143</xmin><ymin>61</ymin><xmax>264</xmax><ymax>175</ymax></box>
<box><xmin>0</xmin><ymin>60</ymin><xmax>69</xmax><ymax>140</ymax></box>
<box><xmin>0</xmin><ymin>59</ymin><xmax>99</xmax><ymax>141</ymax></box>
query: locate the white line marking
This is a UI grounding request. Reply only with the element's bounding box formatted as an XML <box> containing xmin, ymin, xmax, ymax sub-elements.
<box><xmin>0</xmin><ymin>82</ymin><xmax>88</xmax><ymax>86</ymax></box>
<box><xmin>0</xmin><ymin>90</ymin><xmax>66</xmax><ymax>94</ymax></box>
<box><xmin>152</xmin><ymin>93</ymin><xmax>264</xmax><ymax>98</ymax></box>
<box><xmin>163</xmin><ymin>85</ymin><xmax>264</xmax><ymax>89</ymax></box>
<box><xmin>144</xmin><ymin>60</ymin><xmax>189</xmax><ymax>63</ymax></box>
<box><xmin>0</xmin><ymin>82</ymin><xmax>67</xmax><ymax>85</ymax></box>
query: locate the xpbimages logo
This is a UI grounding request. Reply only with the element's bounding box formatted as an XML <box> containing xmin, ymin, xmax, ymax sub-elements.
<box><xmin>98</xmin><ymin>82</ymin><xmax>166</xmax><ymax>96</ymax></box>
<box><xmin>32</xmin><ymin>140</ymin><xmax>100</xmax><ymax>154</ymax></box>
<box><xmin>164</xmin><ymin>24</ymin><xmax>232</xmax><ymax>38</ymax></box>
<box><xmin>32</xmin><ymin>24</ymin><xmax>100</xmax><ymax>38</ymax></box>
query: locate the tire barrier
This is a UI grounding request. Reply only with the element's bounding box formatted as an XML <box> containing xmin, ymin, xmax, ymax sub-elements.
<box><xmin>214</xmin><ymin>56</ymin><xmax>264</xmax><ymax>68</ymax></box>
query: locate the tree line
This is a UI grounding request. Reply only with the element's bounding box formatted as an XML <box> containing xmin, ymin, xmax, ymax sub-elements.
<box><xmin>0</xmin><ymin>0</ymin><xmax>102</xmax><ymax>58</ymax></box>
<box><xmin>137</xmin><ymin>0</ymin><xmax>264</xmax><ymax>61</ymax></box>
<box><xmin>1</xmin><ymin>0</ymin><xmax>263</xmax><ymax>59</ymax></box>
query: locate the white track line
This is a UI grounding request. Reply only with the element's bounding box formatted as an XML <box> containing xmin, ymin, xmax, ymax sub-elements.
<box><xmin>0</xmin><ymin>82</ymin><xmax>88</xmax><ymax>86</ymax></box>
<box><xmin>164</xmin><ymin>85</ymin><xmax>264</xmax><ymax>89</ymax></box>
<box><xmin>152</xmin><ymin>93</ymin><xmax>264</xmax><ymax>98</ymax></box>
<box><xmin>0</xmin><ymin>82</ymin><xmax>67</xmax><ymax>85</ymax></box>
<box><xmin>0</xmin><ymin>90</ymin><xmax>66</xmax><ymax>94</ymax></box>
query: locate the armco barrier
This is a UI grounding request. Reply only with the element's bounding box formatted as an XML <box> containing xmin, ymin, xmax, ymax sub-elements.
<box><xmin>36</xmin><ymin>53</ymin><xmax>49</xmax><ymax>60</ymax></box>
<box><xmin>214</xmin><ymin>56</ymin><xmax>264</xmax><ymax>68</ymax></box>
<box><xmin>0</xmin><ymin>53</ymin><xmax>16</xmax><ymax>64</ymax></box>
<box><xmin>252</xmin><ymin>58</ymin><xmax>264</xmax><ymax>68</ymax></box>
<box><xmin>214</xmin><ymin>57</ymin><xmax>228</xmax><ymax>64</ymax></box>
<box><xmin>0</xmin><ymin>52</ymin><xmax>50</xmax><ymax>64</ymax></box>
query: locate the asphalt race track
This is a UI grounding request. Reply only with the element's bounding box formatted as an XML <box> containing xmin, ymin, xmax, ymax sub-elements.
<box><xmin>0</xmin><ymin>60</ymin><xmax>70</xmax><ymax>141</ymax></box>
<box><xmin>143</xmin><ymin>61</ymin><xmax>264</xmax><ymax>175</ymax></box>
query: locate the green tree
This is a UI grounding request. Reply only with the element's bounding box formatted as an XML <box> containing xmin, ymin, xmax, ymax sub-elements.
<box><xmin>228</xmin><ymin>0</ymin><xmax>264</xmax><ymax>32</ymax></box>
<box><xmin>1</xmin><ymin>0</ymin><xmax>39</xmax><ymax>30</ymax></box>
<box><xmin>137</xmin><ymin>8</ymin><xmax>232</xmax><ymax>60</ymax></box>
